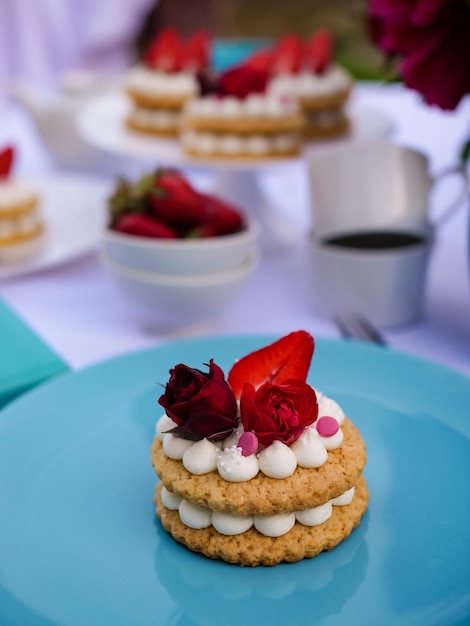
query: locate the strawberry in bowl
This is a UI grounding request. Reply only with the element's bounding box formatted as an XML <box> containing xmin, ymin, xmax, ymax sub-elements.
<box><xmin>102</xmin><ymin>168</ymin><xmax>260</xmax><ymax>276</ymax></box>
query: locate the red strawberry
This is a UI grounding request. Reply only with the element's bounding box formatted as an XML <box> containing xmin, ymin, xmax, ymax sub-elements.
<box><xmin>181</xmin><ymin>31</ymin><xmax>210</xmax><ymax>72</ymax></box>
<box><xmin>228</xmin><ymin>331</ymin><xmax>314</xmax><ymax>400</ymax></box>
<box><xmin>145</xmin><ymin>27</ymin><xmax>182</xmax><ymax>72</ymax></box>
<box><xmin>191</xmin><ymin>194</ymin><xmax>245</xmax><ymax>237</ymax></box>
<box><xmin>149</xmin><ymin>170</ymin><xmax>207</xmax><ymax>227</ymax></box>
<box><xmin>271</xmin><ymin>34</ymin><xmax>303</xmax><ymax>74</ymax></box>
<box><xmin>0</xmin><ymin>145</ymin><xmax>14</xmax><ymax>179</ymax></box>
<box><xmin>244</xmin><ymin>48</ymin><xmax>275</xmax><ymax>73</ymax></box>
<box><xmin>218</xmin><ymin>65</ymin><xmax>268</xmax><ymax>98</ymax></box>
<box><xmin>303</xmin><ymin>30</ymin><xmax>332</xmax><ymax>74</ymax></box>
<box><xmin>113</xmin><ymin>213</ymin><xmax>177</xmax><ymax>238</ymax></box>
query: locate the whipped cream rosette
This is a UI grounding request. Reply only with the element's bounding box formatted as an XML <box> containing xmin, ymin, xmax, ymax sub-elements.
<box><xmin>150</xmin><ymin>330</ymin><xmax>368</xmax><ymax>566</ymax></box>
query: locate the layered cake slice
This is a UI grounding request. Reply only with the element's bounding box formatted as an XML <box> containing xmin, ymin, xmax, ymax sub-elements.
<box><xmin>125</xmin><ymin>28</ymin><xmax>209</xmax><ymax>137</ymax></box>
<box><xmin>151</xmin><ymin>331</ymin><xmax>368</xmax><ymax>566</ymax></box>
<box><xmin>266</xmin><ymin>32</ymin><xmax>353</xmax><ymax>139</ymax></box>
<box><xmin>0</xmin><ymin>145</ymin><xmax>45</xmax><ymax>264</ymax></box>
<box><xmin>180</xmin><ymin>62</ymin><xmax>305</xmax><ymax>159</ymax></box>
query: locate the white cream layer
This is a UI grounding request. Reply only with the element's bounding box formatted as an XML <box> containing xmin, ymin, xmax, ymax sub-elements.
<box><xmin>0</xmin><ymin>180</ymin><xmax>37</xmax><ymax>210</ymax></box>
<box><xmin>268</xmin><ymin>65</ymin><xmax>352</xmax><ymax>99</ymax></box>
<box><xmin>157</xmin><ymin>391</ymin><xmax>345</xmax><ymax>482</ymax></box>
<box><xmin>184</xmin><ymin>93</ymin><xmax>299</xmax><ymax>119</ymax></box>
<box><xmin>129</xmin><ymin>107</ymin><xmax>181</xmax><ymax>129</ymax></box>
<box><xmin>161</xmin><ymin>484</ymin><xmax>355</xmax><ymax>537</ymax></box>
<box><xmin>181</xmin><ymin>130</ymin><xmax>300</xmax><ymax>156</ymax></box>
<box><xmin>126</xmin><ymin>66</ymin><xmax>198</xmax><ymax>98</ymax></box>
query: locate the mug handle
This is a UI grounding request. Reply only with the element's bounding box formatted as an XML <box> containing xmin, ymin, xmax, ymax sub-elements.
<box><xmin>431</xmin><ymin>164</ymin><xmax>469</xmax><ymax>226</ymax></box>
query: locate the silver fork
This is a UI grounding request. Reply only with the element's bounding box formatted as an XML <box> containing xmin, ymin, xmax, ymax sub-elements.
<box><xmin>334</xmin><ymin>312</ymin><xmax>387</xmax><ymax>346</ymax></box>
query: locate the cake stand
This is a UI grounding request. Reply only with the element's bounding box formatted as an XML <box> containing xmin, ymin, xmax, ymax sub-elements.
<box><xmin>76</xmin><ymin>90</ymin><xmax>394</xmax><ymax>249</ymax></box>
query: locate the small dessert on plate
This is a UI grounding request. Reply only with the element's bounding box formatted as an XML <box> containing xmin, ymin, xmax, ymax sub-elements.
<box><xmin>151</xmin><ymin>331</ymin><xmax>369</xmax><ymax>566</ymax></box>
<box><xmin>0</xmin><ymin>146</ymin><xmax>45</xmax><ymax>264</ymax></box>
<box><xmin>180</xmin><ymin>62</ymin><xmax>305</xmax><ymax>159</ymax></box>
<box><xmin>125</xmin><ymin>28</ymin><xmax>210</xmax><ymax>137</ymax></box>
<box><xmin>266</xmin><ymin>32</ymin><xmax>354</xmax><ymax>139</ymax></box>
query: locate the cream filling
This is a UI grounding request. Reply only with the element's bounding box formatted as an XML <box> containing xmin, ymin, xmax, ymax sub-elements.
<box><xmin>181</xmin><ymin>130</ymin><xmax>301</xmax><ymax>155</ymax></box>
<box><xmin>161</xmin><ymin>485</ymin><xmax>355</xmax><ymax>537</ymax></box>
<box><xmin>126</xmin><ymin>66</ymin><xmax>198</xmax><ymax>98</ymax></box>
<box><xmin>129</xmin><ymin>106</ymin><xmax>181</xmax><ymax>129</ymax></box>
<box><xmin>157</xmin><ymin>390</ymin><xmax>345</xmax><ymax>482</ymax></box>
<box><xmin>268</xmin><ymin>65</ymin><xmax>352</xmax><ymax>99</ymax></box>
<box><xmin>184</xmin><ymin>93</ymin><xmax>299</xmax><ymax>118</ymax></box>
<box><xmin>0</xmin><ymin>214</ymin><xmax>40</xmax><ymax>241</ymax></box>
<box><xmin>0</xmin><ymin>180</ymin><xmax>37</xmax><ymax>209</ymax></box>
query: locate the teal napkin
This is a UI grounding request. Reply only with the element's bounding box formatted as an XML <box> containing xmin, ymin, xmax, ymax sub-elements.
<box><xmin>0</xmin><ymin>298</ymin><xmax>69</xmax><ymax>409</ymax></box>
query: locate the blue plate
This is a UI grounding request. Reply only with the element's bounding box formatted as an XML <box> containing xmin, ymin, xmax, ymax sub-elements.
<box><xmin>0</xmin><ymin>336</ymin><xmax>469</xmax><ymax>626</ymax></box>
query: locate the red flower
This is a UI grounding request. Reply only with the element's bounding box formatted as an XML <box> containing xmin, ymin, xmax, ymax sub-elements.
<box><xmin>239</xmin><ymin>380</ymin><xmax>318</xmax><ymax>447</ymax></box>
<box><xmin>158</xmin><ymin>360</ymin><xmax>238</xmax><ymax>441</ymax></box>
<box><xmin>217</xmin><ymin>66</ymin><xmax>268</xmax><ymax>99</ymax></box>
<box><xmin>368</xmin><ymin>0</ymin><xmax>470</xmax><ymax>110</ymax></box>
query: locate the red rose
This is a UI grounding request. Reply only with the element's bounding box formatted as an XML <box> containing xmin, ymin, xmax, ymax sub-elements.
<box><xmin>218</xmin><ymin>66</ymin><xmax>268</xmax><ymax>99</ymax></box>
<box><xmin>239</xmin><ymin>380</ymin><xmax>318</xmax><ymax>446</ymax></box>
<box><xmin>158</xmin><ymin>359</ymin><xmax>238</xmax><ymax>441</ymax></box>
<box><xmin>368</xmin><ymin>0</ymin><xmax>470</xmax><ymax>110</ymax></box>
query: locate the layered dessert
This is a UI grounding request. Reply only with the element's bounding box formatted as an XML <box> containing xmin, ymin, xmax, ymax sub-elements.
<box><xmin>180</xmin><ymin>63</ymin><xmax>305</xmax><ymax>159</ymax></box>
<box><xmin>125</xmin><ymin>28</ymin><xmax>209</xmax><ymax>136</ymax></box>
<box><xmin>0</xmin><ymin>146</ymin><xmax>45</xmax><ymax>263</ymax></box>
<box><xmin>151</xmin><ymin>331</ymin><xmax>368</xmax><ymax>566</ymax></box>
<box><xmin>266</xmin><ymin>32</ymin><xmax>353</xmax><ymax>139</ymax></box>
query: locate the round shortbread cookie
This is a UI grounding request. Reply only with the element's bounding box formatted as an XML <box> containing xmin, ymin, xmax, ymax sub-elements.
<box><xmin>155</xmin><ymin>475</ymin><xmax>369</xmax><ymax>566</ymax></box>
<box><xmin>0</xmin><ymin>195</ymin><xmax>39</xmax><ymax>219</ymax></box>
<box><xmin>126</xmin><ymin>116</ymin><xmax>180</xmax><ymax>137</ymax></box>
<box><xmin>181</xmin><ymin>114</ymin><xmax>305</xmax><ymax>135</ymax></box>
<box><xmin>298</xmin><ymin>85</ymin><xmax>352</xmax><ymax>112</ymax></box>
<box><xmin>151</xmin><ymin>417</ymin><xmax>367</xmax><ymax>516</ymax></box>
<box><xmin>126</xmin><ymin>88</ymin><xmax>191</xmax><ymax>110</ymax></box>
<box><xmin>304</xmin><ymin>116</ymin><xmax>350</xmax><ymax>139</ymax></box>
<box><xmin>182</xmin><ymin>145</ymin><xmax>302</xmax><ymax>160</ymax></box>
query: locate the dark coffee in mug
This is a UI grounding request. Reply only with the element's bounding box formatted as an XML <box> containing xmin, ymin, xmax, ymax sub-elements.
<box><xmin>324</xmin><ymin>231</ymin><xmax>425</xmax><ymax>250</ymax></box>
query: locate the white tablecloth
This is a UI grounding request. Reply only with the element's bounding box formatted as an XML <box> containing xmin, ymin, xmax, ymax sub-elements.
<box><xmin>1</xmin><ymin>82</ymin><xmax>469</xmax><ymax>377</ymax></box>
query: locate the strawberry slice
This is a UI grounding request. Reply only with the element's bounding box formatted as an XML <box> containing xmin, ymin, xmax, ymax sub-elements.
<box><xmin>271</xmin><ymin>34</ymin><xmax>303</xmax><ymax>74</ymax></box>
<box><xmin>181</xmin><ymin>31</ymin><xmax>210</xmax><ymax>72</ymax></box>
<box><xmin>0</xmin><ymin>145</ymin><xmax>14</xmax><ymax>179</ymax></box>
<box><xmin>244</xmin><ymin>47</ymin><xmax>275</xmax><ymax>72</ymax></box>
<box><xmin>303</xmin><ymin>30</ymin><xmax>332</xmax><ymax>74</ymax></box>
<box><xmin>190</xmin><ymin>194</ymin><xmax>245</xmax><ymax>237</ymax></box>
<box><xmin>113</xmin><ymin>213</ymin><xmax>177</xmax><ymax>238</ymax></box>
<box><xmin>149</xmin><ymin>170</ymin><xmax>207</xmax><ymax>227</ymax></box>
<box><xmin>227</xmin><ymin>331</ymin><xmax>314</xmax><ymax>400</ymax></box>
<box><xmin>145</xmin><ymin>27</ymin><xmax>182</xmax><ymax>72</ymax></box>
<box><xmin>218</xmin><ymin>65</ymin><xmax>268</xmax><ymax>98</ymax></box>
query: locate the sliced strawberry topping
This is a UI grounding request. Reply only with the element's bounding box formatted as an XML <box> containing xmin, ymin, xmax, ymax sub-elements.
<box><xmin>227</xmin><ymin>331</ymin><xmax>314</xmax><ymax>400</ymax></box>
<box><xmin>271</xmin><ymin>33</ymin><xmax>303</xmax><ymax>74</ymax></box>
<box><xmin>217</xmin><ymin>65</ymin><xmax>269</xmax><ymax>98</ymax></box>
<box><xmin>114</xmin><ymin>213</ymin><xmax>177</xmax><ymax>238</ymax></box>
<box><xmin>145</xmin><ymin>27</ymin><xmax>182</xmax><ymax>72</ymax></box>
<box><xmin>244</xmin><ymin>47</ymin><xmax>275</xmax><ymax>73</ymax></box>
<box><xmin>303</xmin><ymin>30</ymin><xmax>332</xmax><ymax>74</ymax></box>
<box><xmin>0</xmin><ymin>145</ymin><xmax>14</xmax><ymax>179</ymax></box>
<box><xmin>149</xmin><ymin>170</ymin><xmax>207</xmax><ymax>227</ymax></box>
<box><xmin>181</xmin><ymin>31</ymin><xmax>210</xmax><ymax>72</ymax></box>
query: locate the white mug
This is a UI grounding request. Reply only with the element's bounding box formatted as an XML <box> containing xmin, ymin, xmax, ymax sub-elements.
<box><xmin>306</xmin><ymin>140</ymin><xmax>467</xmax><ymax>238</ymax></box>
<box><xmin>308</xmin><ymin>226</ymin><xmax>433</xmax><ymax>327</ymax></box>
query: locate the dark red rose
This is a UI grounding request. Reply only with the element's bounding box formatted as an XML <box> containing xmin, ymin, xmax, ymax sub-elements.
<box><xmin>368</xmin><ymin>0</ymin><xmax>470</xmax><ymax>110</ymax></box>
<box><xmin>158</xmin><ymin>359</ymin><xmax>238</xmax><ymax>441</ymax></box>
<box><xmin>217</xmin><ymin>66</ymin><xmax>268</xmax><ymax>99</ymax></box>
<box><xmin>239</xmin><ymin>379</ymin><xmax>318</xmax><ymax>446</ymax></box>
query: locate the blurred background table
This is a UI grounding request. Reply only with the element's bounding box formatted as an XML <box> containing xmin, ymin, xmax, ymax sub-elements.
<box><xmin>0</xmin><ymin>80</ymin><xmax>469</xmax><ymax>381</ymax></box>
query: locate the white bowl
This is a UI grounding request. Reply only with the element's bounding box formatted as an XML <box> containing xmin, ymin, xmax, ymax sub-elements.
<box><xmin>99</xmin><ymin>247</ymin><xmax>259</xmax><ymax>330</ymax></box>
<box><xmin>101</xmin><ymin>218</ymin><xmax>260</xmax><ymax>276</ymax></box>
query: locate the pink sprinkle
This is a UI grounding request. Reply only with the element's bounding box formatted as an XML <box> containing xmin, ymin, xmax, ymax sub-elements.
<box><xmin>238</xmin><ymin>432</ymin><xmax>258</xmax><ymax>457</ymax></box>
<box><xmin>316</xmin><ymin>416</ymin><xmax>339</xmax><ymax>437</ymax></box>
